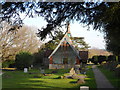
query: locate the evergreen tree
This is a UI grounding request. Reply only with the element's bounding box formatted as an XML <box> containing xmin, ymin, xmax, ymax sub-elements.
<box><xmin>71</xmin><ymin>37</ymin><xmax>90</xmax><ymax>50</ymax></box>
<box><xmin>1</xmin><ymin>2</ymin><xmax>120</xmax><ymax>54</ymax></box>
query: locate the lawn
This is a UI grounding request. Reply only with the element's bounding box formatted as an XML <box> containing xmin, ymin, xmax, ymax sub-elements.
<box><xmin>2</xmin><ymin>66</ymin><xmax>96</xmax><ymax>89</ymax></box>
<box><xmin>98</xmin><ymin>66</ymin><xmax>120</xmax><ymax>89</ymax></box>
<box><xmin>83</xmin><ymin>65</ymin><xmax>97</xmax><ymax>88</ymax></box>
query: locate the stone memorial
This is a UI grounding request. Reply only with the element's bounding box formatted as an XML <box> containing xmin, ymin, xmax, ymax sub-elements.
<box><xmin>40</xmin><ymin>69</ymin><xmax>45</xmax><ymax>74</ymax></box>
<box><xmin>31</xmin><ymin>65</ymin><xmax>33</xmax><ymax>68</ymax></box>
<box><xmin>70</xmin><ymin>67</ymin><xmax>76</xmax><ymax>75</ymax></box>
<box><xmin>29</xmin><ymin>67</ymin><xmax>31</xmax><ymax>70</ymax></box>
<box><xmin>39</xmin><ymin>67</ymin><xmax>42</xmax><ymax>70</ymax></box>
<box><xmin>24</xmin><ymin>68</ymin><xmax>28</xmax><ymax>73</ymax></box>
<box><xmin>80</xmin><ymin>86</ymin><xmax>89</xmax><ymax>90</ymax></box>
<box><xmin>76</xmin><ymin>69</ymin><xmax>80</xmax><ymax>74</ymax></box>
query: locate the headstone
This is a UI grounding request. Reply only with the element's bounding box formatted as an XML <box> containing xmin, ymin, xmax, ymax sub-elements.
<box><xmin>80</xmin><ymin>67</ymin><xmax>86</xmax><ymax>74</ymax></box>
<box><xmin>83</xmin><ymin>72</ymin><xmax>86</xmax><ymax>74</ymax></box>
<box><xmin>80</xmin><ymin>86</ymin><xmax>89</xmax><ymax>90</ymax></box>
<box><xmin>24</xmin><ymin>68</ymin><xmax>28</xmax><ymax>73</ymax></box>
<box><xmin>39</xmin><ymin>67</ymin><xmax>42</xmax><ymax>70</ymax></box>
<box><xmin>40</xmin><ymin>69</ymin><xmax>45</xmax><ymax>74</ymax></box>
<box><xmin>76</xmin><ymin>69</ymin><xmax>80</xmax><ymax>74</ymax></box>
<box><xmin>70</xmin><ymin>68</ymin><xmax>76</xmax><ymax>75</ymax></box>
<box><xmin>29</xmin><ymin>67</ymin><xmax>31</xmax><ymax>70</ymax></box>
<box><xmin>31</xmin><ymin>65</ymin><xmax>33</xmax><ymax>68</ymax></box>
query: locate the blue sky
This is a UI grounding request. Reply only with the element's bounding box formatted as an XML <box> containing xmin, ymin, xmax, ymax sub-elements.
<box><xmin>22</xmin><ymin>15</ymin><xmax>106</xmax><ymax>49</ymax></box>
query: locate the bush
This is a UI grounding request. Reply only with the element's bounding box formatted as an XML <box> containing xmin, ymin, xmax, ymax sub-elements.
<box><xmin>92</xmin><ymin>56</ymin><xmax>98</xmax><ymax>65</ymax></box>
<box><xmin>33</xmin><ymin>52</ymin><xmax>43</xmax><ymax>65</ymax></box>
<box><xmin>107</xmin><ymin>55</ymin><xmax>116</xmax><ymax>62</ymax></box>
<box><xmin>15</xmin><ymin>52</ymin><xmax>34</xmax><ymax>70</ymax></box>
<box><xmin>98</xmin><ymin>55</ymin><xmax>106</xmax><ymax>64</ymax></box>
<box><xmin>2</xmin><ymin>60</ymin><xmax>15</xmax><ymax>68</ymax></box>
<box><xmin>9</xmin><ymin>63</ymin><xmax>16</xmax><ymax>68</ymax></box>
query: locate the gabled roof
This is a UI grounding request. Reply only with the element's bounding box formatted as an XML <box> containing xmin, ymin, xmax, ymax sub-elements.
<box><xmin>48</xmin><ymin>23</ymin><xmax>81</xmax><ymax>59</ymax></box>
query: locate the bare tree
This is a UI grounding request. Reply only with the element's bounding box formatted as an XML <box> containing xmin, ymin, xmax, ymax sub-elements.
<box><xmin>0</xmin><ymin>22</ymin><xmax>41</xmax><ymax>62</ymax></box>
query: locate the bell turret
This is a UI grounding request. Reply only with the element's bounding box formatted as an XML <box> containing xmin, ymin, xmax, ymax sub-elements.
<box><xmin>66</xmin><ymin>22</ymin><xmax>72</xmax><ymax>37</ymax></box>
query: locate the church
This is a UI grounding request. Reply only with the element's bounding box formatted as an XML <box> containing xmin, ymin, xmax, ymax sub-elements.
<box><xmin>48</xmin><ymin>23</ymin><xmax>87</xmax><ymax>69</ymax></box>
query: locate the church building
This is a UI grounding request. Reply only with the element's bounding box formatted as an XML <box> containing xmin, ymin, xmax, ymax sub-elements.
<box><xmin>48</xmin><ymin>23</ymin><xmax>82</xmax><ymax>69</ymax></box>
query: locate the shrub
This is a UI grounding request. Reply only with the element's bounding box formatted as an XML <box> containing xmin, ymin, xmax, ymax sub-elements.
<box><xmin>9</xmin><ymin>63</ymin><xmax>16</xmax><ymax>68</ymax></box>
<box><xmin>98</xmin><ymin>55</ymin><xmax>106</xmax><ymax>64</ymax></box>
<box><xmin>15</xmin><ymin>52</ymin><xmax>34</xmax><ymax>70</ymax></box>
<box><xmin>33</xmin><ymin>52</ymin><xmax>43</xmax><ymax>66</ymax></box>
<box><xmin>107</xmin><ymin>55</ymin><xmax>116</xmax><ymax>62</ymax></box>
<box><xmin>2</xmin><ymin>60</ymin><xmax>15</xmax><ymax>68</ymax></box>
<box><xmin>92</xmin><ymin>56</ymin><xmax>98</xmax><ymax>65</ymax></box>
<box><xmin>88</xmin><ymin>58</ymin><xmax>91</xmax><ymax>63</ymax></box>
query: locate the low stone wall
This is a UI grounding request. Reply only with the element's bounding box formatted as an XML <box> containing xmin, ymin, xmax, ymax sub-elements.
<box><xmin>49</xmin><ymin>64</ymin><xmax>80</xmax><ymax>69</ymax></box>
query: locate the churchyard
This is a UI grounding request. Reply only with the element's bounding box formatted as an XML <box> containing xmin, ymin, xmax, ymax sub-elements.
<box><xmin>2</xmin><ymin>65</ymin><xmax>96</xmax><ymax>89</ymax></box>
<box><xmin>1</xmin><ymin>61</ymin><xmax>120</xmax><ymax>89</ymax></box>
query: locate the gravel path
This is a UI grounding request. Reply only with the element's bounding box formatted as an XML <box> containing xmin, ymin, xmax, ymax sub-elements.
<box><xmin>92</xmin><ymin>65</ymin><xmax>114</xmax><ymax>89</ymax></box>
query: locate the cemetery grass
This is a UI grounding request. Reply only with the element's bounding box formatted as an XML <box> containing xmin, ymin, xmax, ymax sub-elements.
<box><xmin>2</xmin><ymin>67</ymin><xmax>96</xmax><ymax>89</ymax></box>
<box><xmin>82</xmin><ymin>65</ymin><xmax>97</xmax><ymax>88</ymax></box>
<box><xmin>98</xmin><ymin>66</ymin><xmax>120</xmax><ymax>89</ymax></box>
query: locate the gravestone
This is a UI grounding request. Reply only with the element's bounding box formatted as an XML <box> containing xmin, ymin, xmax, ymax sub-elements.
<box><xmin>29</xmin><ymin>67</ymin><xmax>31</xmax><ymax>70</ymax></box>
<box><xmin>70</xmin><ymin>68</ymin><xmax>76</xmax><ymax>75</ymax></box>
<box><xmin>80</xmin><ymin>62</ymin><xmax>87</xmax><ymax>74</ymax></box>
<box><xmin>40</xmin><ymin>69</ymin><xmax>45</xmax><ymax>74</ymax></box>
<box><xmin>24</xmin><ymin>68</ymin><xmax>28</xmax><ymax>73</ymax></box>
<box><xmin>39</xmin><ymin>67</ymin><xmax>42</xmax><ymax>70</ymax></box>
<box><xmin>75</xmin><ymin>68</ymin><xmax>80</xmax><ymax>74</ymax></box>
<box><xmin>31</xmin><ymin>65</ymin><xmax>33</xmax><ymax>68</ymax></box>
<box><xmin>80</xmin><ymin>86</ymin><xmax>89</xmax><ymax>90</ymax></box>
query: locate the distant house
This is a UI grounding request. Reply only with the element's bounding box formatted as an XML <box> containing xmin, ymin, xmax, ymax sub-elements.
<box><xmin>48</xmin><ymin>23</ymin><xmax>83</xmax><ymax>69</ymax></box>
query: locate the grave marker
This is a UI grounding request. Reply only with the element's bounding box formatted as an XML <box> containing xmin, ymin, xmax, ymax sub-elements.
<box><xmin>80</xmin><ymin>86</ymin><xmax>89</xmax><ymax>90</ymax></box>
<box><xmin>40</xmin><ymin>69</ymin><xmax>45</xmax><ymax>74</ymax></box>
<box><xmin>70</xmin><ymin>68</ymin><xmax>76</xmax><ymax>75</ymax></box>
<box><xmin>24</xmin><ymin>68</ymin><xmax>28</xmax><ymax>73</ymax></box>
<box><xmin>31</xmin><ymin>65</ymin><xmax>33</xmax><ymax>68</ymax></box>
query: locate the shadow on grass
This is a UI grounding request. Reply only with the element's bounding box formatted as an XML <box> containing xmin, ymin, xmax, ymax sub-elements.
<box><xmin>29</xmin><ymin>80</ymin><xmax>44</xmax><ymax>82</ymax></box>
<box><xmin>19</xmin><ymin>83</ymin><xmax>76</xmax><ymax>89</ymax></box>
<box><xmin>69</xmin><ymin>81</ymin><xmax>77</xmax><ymax>84</ymax></box>
<box><xmin>2</xmin><ymin>68</ymin><xmax>96</xmax><ymax>89</ymax></box>
<box><xmin>53</xmin><ymin>76</ymin><xmax>61</xmax><ymax>79</ymax></box>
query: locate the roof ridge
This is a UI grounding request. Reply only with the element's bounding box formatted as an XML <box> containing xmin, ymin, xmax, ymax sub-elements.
<box><xmin>48</xmin><ymin>23</ymin><xmax>80</xmax><ymax>59</ymax></box>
